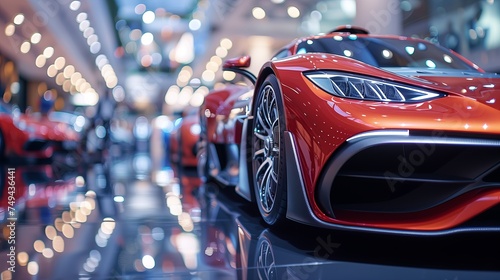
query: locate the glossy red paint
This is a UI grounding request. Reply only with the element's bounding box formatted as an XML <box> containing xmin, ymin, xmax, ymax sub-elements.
<box><xmin>270</xmin><ymin>56</ymin><xmax>500</xmax><ymax>229</ymax></box>
<box><xmin>202</xmin><ymin>84</ymin><xmax>252</xmax><ymax>144</ymax></box>
<box><xmin>223</xmin><ymin>55</ymin><xmax>251</xmax><ymax>68</ymax></box>
<box><xmin>179</xmin><ymin>114</ymin><xmax>200</xmax><ymax>167</ymax></box>
<box><xmin>170</xmin><ymin>108</ymin><xmax>200</xmax><ymax>168</ymax></box>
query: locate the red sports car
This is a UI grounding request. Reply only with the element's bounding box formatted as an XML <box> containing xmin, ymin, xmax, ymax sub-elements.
<box><xmin>198</xmin><ymin>26</ymin><xmax>500</xmax><ymax>235</ymax></box>
<box><xmin>170</xmin><ymin>107</ymin><xmax>201</xmax><ymax>168</ymax></box>
<box><xmin>0</xmin><ymin>103</ymin><xmax>79</xmax><ymax>160</ymax></box>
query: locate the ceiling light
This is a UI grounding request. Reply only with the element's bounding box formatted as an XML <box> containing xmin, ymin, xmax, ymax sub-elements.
<box><xmin>220</xmin><ymin>38</ymin><xmax>232</xmax><ymax>49</ymax></box>
<box><xmin>223</xmin><ymin>71</ymin><xmax>236</xmax><ymax>81</ymax></box>
<box><xmin>271</xmin><ymin>0</ymin><xmax>285</xmax><ymax>3</ymax></box>
<box><xmin>56</xmin><ymin>73</ymin><xmax>65</xmax><ymax>85</ymax></box>
<box><xmin>64</xmin><ymin>65</ymin><xmax>75</xmax><ymax>78</ymax></box>
<box><xmin>340</xmin><ymin>0</ymin><xmax>356</xmax><ymax>18</ymax></box>
<box><xmin>10</xmin><ymin>82</ymin><xmax>20</xmax><ymax>95</ymax></box>
<box><xmin>27</xmin><ymin>262</ymin><xmax>39</xmax><ymax>276</ymax></box>
<box><xmin>189</xmin><ymin>19</ymin><xmax>201</xmax><ymax>31</ymax></box>
<box><xmin>71</xmin><ymin>72</ymin><xmax>82</xmax><ymax>84</ymax></box>
<box><xmin>129</xmin><ymin>29</ymin><xmax>142</xmax><ymax>41</ymax></box>
<box><xmin>63</xmin><ymin>80</ymin><xmax>72</xmax><ymax>92</ymax></box>
<box><xmin>134</xmin><ymin>4</ymin><xmax>146</xmax><ymax>15</ymax></box>
<box><xmin>75</xmin><ymin>78</ymin><xmax>85</xmax><ymax>89</ymax></box>
<box><xmin>287</xmin><ymin>6</ymin><xmax>300</xmax><ymax>18</ymax></box>
<box><xmin>79</xmin><ymin>20</ymin><xmax>90</xmax><ymax>31</ymax></box>
<box><xmin>141</xmin><ymin>32</ymin><xmax>154</xmax><ymax>45</ymax></box>
<box><xmin>140</xmin><ymin>55</ymin><xmax>153</xmax><ymax>67</ymax></box>
<box><xmin>151</xmin><ymin>53</ymin><xmax>162</xmax><ymax>64</ymax></box>
<box><xmin>106</xmin><ymin>77</ymin><xmax>118</xmax><ymax>88</ymax></box>
<box><xmin>202</xmin><ymin>70</ymin><xmax>215</xmax><ymax>83</ymax></box>
<box><xmin>31</xmin><ymin>33</ymin><xmax>42</xmax><ymax>44</ymax></box>
<box><xmin>210</xmin><ymin>56</ymin><xmax>222</xmax><ymax>65</ymax></box>
<box><xmin>13</xmin><ymin>14</ymin><xmax>25</xmax><ymax>25</ymax></box>
<box><xmin>190</xmin><ymin>91</ymin><xmax>205</xmax><ymax>107</ymax></box>
<box><xmin>125</xmin><ymin>42</ymin><xmax>137</xmax><ymax>53</ymax></box>
<box><xmin>178</xmin><ymin>87</ymin><xmax>193</xmax><ymax>106</ymax></box>
<box><xmin>215</xmin><ymin>46</ymin><xmax>228</xmax><ymax>58</ymax></box>
<box><xmin>101</xmin><ymin>64</ymin><xmax>113</xmax><ymax>76</ymax></box>
<box><xmin>43</xmin><ymin>47</ymin><xmax>54</xmax><ymax>58</ymax></box>
<box><xmin>95</xmin><ymin>54</ymin><xmax>108</xmax><ymax>69</ymax></box>
<box><xmin>252</xmin><ymin>7</ymin><xmax>266</xmax><ymax>19</ymax></box>
<box><xmin>80</xmin><ymin>82</ymin><xmax>91</xmax><ymax>92</ymax></box>
<box><xmin>174</xmin><ymin>33</ymin><xmax>194</xmax><ymax>64</ymax></box>
<box><xmin>206</xmin><ymin>61</ymin><xmax>218</xmax><ymax>72</ymax></box>
<box><xmin>83</xmin><ymin>27</ymin><xmax>94</xmax><ymax>38</ymax></box>
<box><xmin>176</xmin><ymin>77</ymin><xmax>188</xmax><ymax>87</ymax></box>
<box><xmin>90</xmin><ymin>42</ymin><xmax>101</xmax><ymax>54</ymax></box>
<box><xmin>190</xmin><ymin>78</ymin><xmax>201</xmax><ymax>87</ymax></box>
<box><xmin>76</xmin><ymin>12</ymin><xmax>87</xmax><ymax>23</ymax></box>
<box><xmin>5</xmin><ymin>24</ymin><xmax>15</xmax><ymax>36</ymax></box>
<box><xmin>142</xmin><ymin>11</ymin><xmax>155</xmax><ymax>24</ymax></box>
<box><xmin>72</xmin><ymin>91</ymin><xmax>99</xmax><ymax>106</ymax></box>
<box><xmin>165</xmin><ymin>86</ymin><xmax>180</xmax><ymax>105</ymax></box>
<box><xmin>310</xmin><ymin>10</ymin><xmax>322</xmax><ymax>21</ymax></box>
<box><xmin>112</xmin><ymin>86</ymin><xmax>125</xmax><ymax>102</ymax></box>
<box><xmin>20</xmin><ymin>41</ymin><xmax>31</xmax><ymax>53</ymax></box>
<box><xmin>36</xmin><ymin>55</ymin><xmax>46</xmax><ymax>68</ymax></box>
<box><xmin>47</xmin><ymin>65</ymin><xmax>58</xmax><ymax>77</ymax></box>
<box><xmin>87</xmin><ymin>34</ymin><xmax>98</xmax><ymax>46</ymax></box>
<box><xmin>69</xmin><ymin>1</ymin><xmax>81</xmax><ymax>11</ymax></box>
<box><xmin>54</xmin><ymin>57</ymin><xmax>66</xmax><ymax>70</ymax></box>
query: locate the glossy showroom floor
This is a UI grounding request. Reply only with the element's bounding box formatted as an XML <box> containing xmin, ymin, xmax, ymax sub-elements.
<box><xmin>1</xmin><ymin>143</ymin><xmax>500</xmax><ymax>280</ymax></box>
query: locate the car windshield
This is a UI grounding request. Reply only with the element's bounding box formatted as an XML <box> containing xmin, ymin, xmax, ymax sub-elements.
<box><xmin>296</xmin><ymin>36</ymin><xmax>477</xmax><ymax>71</ymax></box>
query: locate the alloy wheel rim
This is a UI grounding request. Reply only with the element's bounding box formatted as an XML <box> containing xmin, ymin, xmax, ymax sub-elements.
<box><xmin>253</xmin><ymin>84</ymin><xmax>280</xmax><ymax>214</ymax></box>
<box><xmin>257</xmin><ymin>239</ymin><xmax>276</xmax><ymax>280</ymax></box>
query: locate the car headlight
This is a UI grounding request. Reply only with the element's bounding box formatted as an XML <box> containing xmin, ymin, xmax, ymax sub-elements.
<box><xmin>304</xmin><ymin>71</ymin><xmax>445</xmax><ymax>102</ymax></box>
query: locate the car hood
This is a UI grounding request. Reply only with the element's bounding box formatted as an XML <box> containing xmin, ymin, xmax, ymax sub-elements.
<box><xmin>20</xmin><ymin>115</ymin><xmax>79</xmax><ymax>140</ymax></box>
<box><xmin>273</xmin><ymin>54</ymin><xmax>500</xmax><ymax>134</ymax></box>
<box><xmin>388</xmin><ymin>68</ymin><xmax>500</xmax><ymax>110</ymax></box>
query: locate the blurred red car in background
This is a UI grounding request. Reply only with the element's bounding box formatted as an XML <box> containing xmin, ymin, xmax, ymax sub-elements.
<box><xmin>0</xmin><ymin>103</ymin><xmax>79</xmax><ymax>161</ymax></box>
<box><xmin>170</xmin><ymin>107</ymin><xmax>201</xmax><ymax>169</ymax></box>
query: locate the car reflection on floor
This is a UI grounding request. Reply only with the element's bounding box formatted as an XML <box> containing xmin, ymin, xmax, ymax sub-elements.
<box><xmin>197</xmin><ymin>182</ymin><xmax>500</xmax><ymax>280</ymax></box>
<box><xmin>1</xmin><ymin>151</ymin><xmax>499</xmax><ymax>279</ymax></box>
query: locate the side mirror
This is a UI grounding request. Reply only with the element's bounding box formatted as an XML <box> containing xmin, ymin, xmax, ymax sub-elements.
<box><xmin>223</xmin><ymin>55</ymin><xmax>251</xmax><ymax>68</ymax></box>
<box><xmin>222</xmin><ymin>56</ymin><xmax>256</xmax><ymax>85</ymax></box>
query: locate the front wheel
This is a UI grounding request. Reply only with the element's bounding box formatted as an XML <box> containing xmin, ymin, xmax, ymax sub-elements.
<box><xmin>251</xmin><ymin>74</ymin><xmax>287</xmax><ymax>225</ymax></box>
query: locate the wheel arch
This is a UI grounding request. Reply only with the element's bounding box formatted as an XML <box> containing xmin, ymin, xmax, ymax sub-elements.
<box><xmin>251</xmin><ymin>63</ymin><xmax>280</xmax><ymax>115</ymax></box>
<box><xmin>240</xmin><ymin>64</ymin><xmax>279</xmax><ymax>203</ymax></box>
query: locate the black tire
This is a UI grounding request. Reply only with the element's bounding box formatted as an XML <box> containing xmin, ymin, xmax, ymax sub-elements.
<box><xmin>197</xmin><ymin>126</ymin><xmax>214</xmax><ymax>184</ymax></box>
<box><xmin>251</xmin><ymin>74</ymin><xmax>287</xmax><ymax>225</ymax></box>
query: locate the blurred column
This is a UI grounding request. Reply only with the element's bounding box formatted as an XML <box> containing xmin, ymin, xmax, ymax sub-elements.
<box><xmin>353</xmin><ymin>0</ymin><xmax>402</xmax><ymax>35</ymax></box>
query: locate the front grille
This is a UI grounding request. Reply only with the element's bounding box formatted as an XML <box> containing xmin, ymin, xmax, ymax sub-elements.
<box><xmin>314</xmin><ymin>130</ymin><xmax>500</xmax><ymax>221</ymax></box>
<box><xmin>330</xmin><ymin>142</ymin><xmax>500</xmax><ymax>213</ymax></box>
<box><xmin>23</xmin><ymin>139</ymin><xmax>50</xmax><ymax>151</ymax></box>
